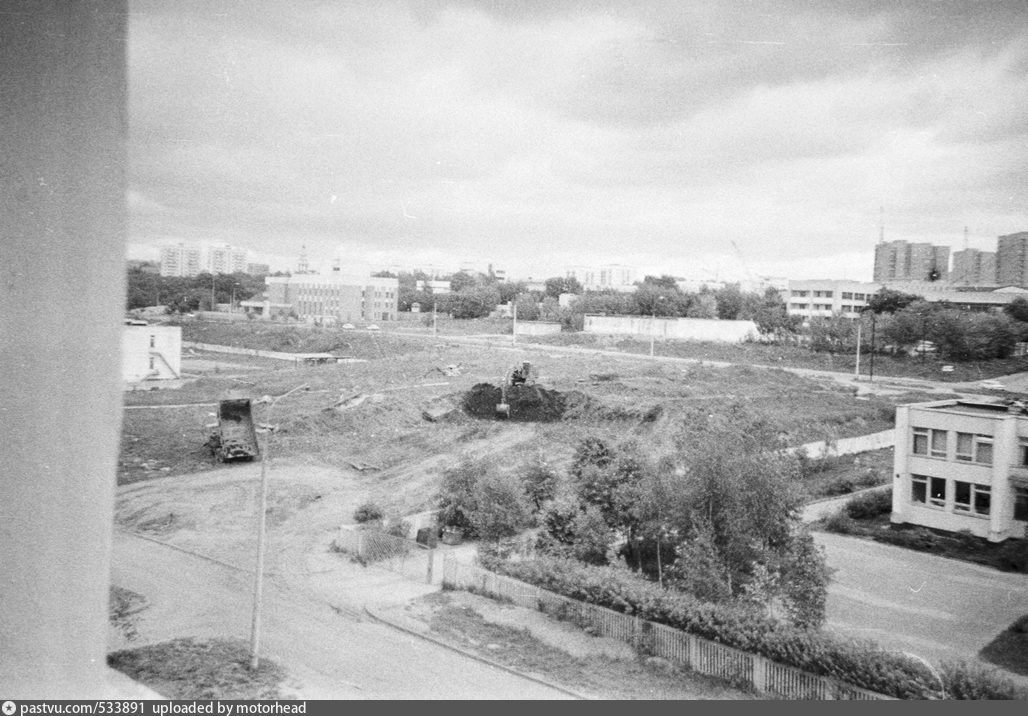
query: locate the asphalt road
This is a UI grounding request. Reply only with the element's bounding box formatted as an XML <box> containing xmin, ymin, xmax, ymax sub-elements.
<box><xmin>815</xmin><ymin>531</ymin><xmax>1028</xmax><ymax>679</ymax></box>
<box><xmin>111</xmin><ymin>531</ymin><xmax>576</xmax><ymax>699</ymax></box>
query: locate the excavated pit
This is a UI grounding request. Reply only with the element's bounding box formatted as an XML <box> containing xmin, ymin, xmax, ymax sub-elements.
<box><xmin>463</xmin><ymin>383</ymin><xmax>583</xmax><ymax>422</ymax></box>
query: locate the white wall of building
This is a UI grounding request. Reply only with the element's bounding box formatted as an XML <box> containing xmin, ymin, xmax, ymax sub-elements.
<box><xmin>122</xmin><ymin>325</ymin><xmax>182</xmax><ymax>382</ymax></box>
<box><xmin>584</xmin><ymin>315</ymin><xmax>759</xmax><ymax>343</ymax></box>
<box><xmin>892</xmin><ymin>401</ymin><xmax>1028</xmax><ymax>542</ymax></box>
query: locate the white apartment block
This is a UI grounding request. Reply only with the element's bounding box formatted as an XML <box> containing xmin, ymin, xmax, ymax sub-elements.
<box><xmin>416</xmin><ymin>279</ymin><xmax>452</xmax><ymax>295</ymax></box>
<box><xmin>207</xmin><ymin>243</ymin><xmax>248</xmax><ymax>274</ymax></box>
<box><xmin>893</xmin><ymin>400</ymin><xmax>1028</xmax><ymax>542</ymax></box>
<box><xmin>566</xmin><ymin>264</ymin><xmax>637</xmax><ymax>292</ymax></box>
<box><xmin>122</xmin><ymin>325</ymin><xmax>181</xmax><ymax>383</ymax></box>
<box><xmin>785</xmin><ymin>279</ymin><xmax>880</xmax><ymax>319</ymax></box>
<box><xmin>159</xmin><ymin>242</ymin><xmax>203</xmax><ymax>277</ymax></box>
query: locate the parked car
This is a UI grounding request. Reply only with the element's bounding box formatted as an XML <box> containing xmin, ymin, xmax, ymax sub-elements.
<box><xmin>977</xmin><ymin>379</ymin><xmax>1005</xmax><ymax>390</ymax></box>
<box><xmin>341</xmin><ymin>323</ymin><xmax>355</xmax><ymax>330</ymax></box>
<box><xmin>366</xmin><ymin>324</ymin><xmax>381</xmax><ymax>331</ymax></box>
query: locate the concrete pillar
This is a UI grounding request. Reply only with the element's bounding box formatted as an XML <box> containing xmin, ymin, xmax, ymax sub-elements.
<box><xmin>891</xmin><ymin>406</ymin><xmax>910</xmax><ymax>524</ymax></box>
<box><xmin>0</xmin><ymin>1</ymin><xmax>127</xmax><ymax>698</ymax></box>
<box><xmin>990</xmin><ymin>415</ymin><xmax>1017</xmax><ymax>542</ymax></box>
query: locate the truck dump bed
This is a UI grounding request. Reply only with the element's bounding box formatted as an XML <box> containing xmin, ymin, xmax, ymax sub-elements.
<box><xmin>212</xmin><ymin>398</ymin><xmax>260</xmax><ymax>462</ymax></box>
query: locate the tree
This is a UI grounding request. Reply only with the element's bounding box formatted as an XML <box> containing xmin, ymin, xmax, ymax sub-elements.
<box><xmin>470</xmin><ymin>471</ymin><xmax>532</xmax><ymax>541</ymax></box>
<box><xmin>751</xmin><ymin>288</ymin><xmax>799</xmax><ymax>339</ymax></box>
<box><xmin>450</xmin><ymin>285</ymin><xmax>501</xmax><ymax>319</ymax></box>
<box><xmin>522</xmin><ymin>456</ymin><xmax>558</xmax><ymax>512</ymax></box>
<box><xmin>1004</xmin><ymin>296</ymin><xmax>1028</xmax><ymax>324</ymax></box>
<box><xmin>713</xmin><ymin>284</ymin><xmax>744</xmax><ymax>320</ymax></box>
<box><xmin>866</xmin><ymin>288</ymin><xmax>922</xmax><ymax>314</ymax></box>
<box><xmin>777</xmin><ymin>531</ymin><xmax>832</xmax><ymax>629</ymax></box>
<box><xmin>449</xmin><ymin>270</ymin><xmax>481</xmax><ymax>294</ymax></box>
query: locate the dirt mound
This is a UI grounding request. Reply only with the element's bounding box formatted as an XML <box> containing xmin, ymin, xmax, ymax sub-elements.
<box><xmin>463</xmin><ymin>383</ymin><xmax>584</xmax><ymax>422</ymax></box>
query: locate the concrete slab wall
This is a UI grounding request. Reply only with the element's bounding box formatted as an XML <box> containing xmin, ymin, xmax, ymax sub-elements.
<box><xmin>584</xmin><ymin>314</ymin><xmax>759</xmax><ymax>343</ymax></box>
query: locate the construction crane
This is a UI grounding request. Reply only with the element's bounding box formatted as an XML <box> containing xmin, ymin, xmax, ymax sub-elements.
<box><xmin>730</xmin><ymin>240</ymin><xmax>756</xmax><ymax>283</ymax></box>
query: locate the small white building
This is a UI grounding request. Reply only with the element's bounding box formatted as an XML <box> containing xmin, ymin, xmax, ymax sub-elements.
<box><xmin>892</xmin><ymin>399</ymin><xmax>1028</xmax><ymax>542</ymax></box>
<box><xmin>122</xmin><ymin>324</ymin><xmax>181</xmax><ymax>383</ymax></box>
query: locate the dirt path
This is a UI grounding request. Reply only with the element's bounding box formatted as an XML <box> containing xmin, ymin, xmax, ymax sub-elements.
<box><xmin>110</xmin><ymin>530</ymin><xmax>576</xmax><ymax>699</ymax></box>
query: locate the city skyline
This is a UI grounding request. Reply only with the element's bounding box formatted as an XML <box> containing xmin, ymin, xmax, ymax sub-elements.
<box><xmin>127</xmin><ymin>1</ymin><xmax>1028</xmax><ymax>283</ymax></box>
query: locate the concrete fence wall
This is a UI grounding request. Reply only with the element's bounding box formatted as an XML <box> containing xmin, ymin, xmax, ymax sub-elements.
<box><xmin>787</xmin><ymin>429</ymin><xmax>895</xmax><ymax>460</ymax></box>
<box><xmin>514</xmin><ymin>321</ymin><xmax>562</xmax><ymax>336</ymax></box>
<box><xmin>584</xmin><ymin>315</ymin><xmax>759</xmax><ymax>343</ymax></box>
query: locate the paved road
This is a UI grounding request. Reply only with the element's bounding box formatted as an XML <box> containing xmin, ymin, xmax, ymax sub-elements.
<box><xmin>814</xmin><ymin>531</ymin><xmax>1028</xmax><ymax>680</ymax></box>
<box><xmin>111</xmin><ymin>531</ymin><xmax>576</xmax><ymax>699</ymax></box>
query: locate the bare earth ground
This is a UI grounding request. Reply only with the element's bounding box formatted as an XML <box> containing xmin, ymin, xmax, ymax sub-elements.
<box><xmin>113</xmin><ymin>325</ymin><xmax>1025</xmax><ymax>696</ymax></box>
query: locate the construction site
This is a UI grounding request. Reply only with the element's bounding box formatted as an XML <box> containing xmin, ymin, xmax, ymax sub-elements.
<box><xmin>108</xmin><ymin>320</ymin><xmax>1028</xmax><ymax>699</ymax></box>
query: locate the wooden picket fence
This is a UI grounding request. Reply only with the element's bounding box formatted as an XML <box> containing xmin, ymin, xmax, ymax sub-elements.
<box><xmin>442</xmin><ymin>558</ymin><xmax>891</xmax><ymax>701</ymax></box>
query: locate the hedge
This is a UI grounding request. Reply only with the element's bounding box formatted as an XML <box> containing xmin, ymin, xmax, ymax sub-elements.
<box><xmin>481</xmin><ymin>554</ymin><xmax>1026</xmax><ymax>700</ymax></box>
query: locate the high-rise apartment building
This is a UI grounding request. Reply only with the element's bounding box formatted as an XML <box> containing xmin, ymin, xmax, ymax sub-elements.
<box><xmin>565</xmin><ymin>264</ymin><xmax>637</xmax><ymax>292</ymax></box>
<box><xmin>996</xmin><ymin>232</ymin><xmax>1028</xmax><ymax>288</ymax></box>
<box><xmin>207</xmin><ymin>243</ymin><xmax>248</xmax><ymax>274</ymax></box>
<box><xmin>159</xmin><ymin>242</ymin><xmax>202</xmax><ymax>277</ymax></box>
<box><xmin>873</xmin><ymin>240</ymin><xmax>949</xmax><ymax>283</ymax></box>
<box><xmin>950</xmin><ymin>249</ymin><xmax>997</xmax><ymax>287</ymax></box>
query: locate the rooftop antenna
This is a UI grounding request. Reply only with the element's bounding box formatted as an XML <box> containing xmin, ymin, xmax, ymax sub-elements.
<box><xmin>963</xmin><ymin>225</ymin><xmax>969</xmax><ymax>251</ymax></box>
<box><xmin>878</xmin><ymin>205</ymin><xmax>885</xmax><ymax>244</ymax></box>
<box><xmin>298</xmin><ymin>244</ymin><xmax>309</xmax><ymax>274</ymax></box>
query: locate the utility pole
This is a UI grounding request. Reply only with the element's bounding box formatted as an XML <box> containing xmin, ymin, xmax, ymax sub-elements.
<box><xmin>869</xmin><ymin>312</ymin><xmax>876</xmax><ymax>382</ymax></box>
<box><xmin>512</xmin><ymin>300</ymin><xmax>517</xmax><ymax>346</ymax></box>
<box><xmin>432</xmin><ymin>302</ymin><xmax>437</xmax><ymax>338</ymax></box>
<box><xmin>250</xmin><ymin>383</ymin><xmax>309</xmax><ymax>671</ymax></box>
<box><xmin>854</xmin><ymin>318</ymin><xmax>862</xmax><ymax>379</ymax></box>
<box><xmin>211</xmin><ymin>274</ymin><xmax>216</xmax><ymax>312</ymax></box>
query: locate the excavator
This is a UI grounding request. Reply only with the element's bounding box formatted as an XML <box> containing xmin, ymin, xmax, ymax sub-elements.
<box><xmin>496</xmin><ymin>361</ymin><xmax>533</xmax><ymax>418</ymax></box>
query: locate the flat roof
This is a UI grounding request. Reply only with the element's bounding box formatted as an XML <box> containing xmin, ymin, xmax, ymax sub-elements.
<box><xmin>924</xmin><ymin>400</ymin><xmax>1020</xmax><ymax>417</ymax></box>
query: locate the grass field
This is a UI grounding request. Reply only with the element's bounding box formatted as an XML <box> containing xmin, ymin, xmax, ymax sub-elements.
<box><xmin>108</xmin><ymin>638</ymin><xmax>287</xmax><ymax>699</ymax></box>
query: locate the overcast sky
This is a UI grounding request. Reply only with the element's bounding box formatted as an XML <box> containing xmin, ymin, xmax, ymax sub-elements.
<box><xmin>127</xmin><ymin>0</ymin><xmax>1028</xmax><ymax>281</ymax></box>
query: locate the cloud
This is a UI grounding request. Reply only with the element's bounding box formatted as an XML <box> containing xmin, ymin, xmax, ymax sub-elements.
<box><xmin>126</xmin><ymin>0</ymin><xmax>1028</xmax><ymax>281</ymax></box>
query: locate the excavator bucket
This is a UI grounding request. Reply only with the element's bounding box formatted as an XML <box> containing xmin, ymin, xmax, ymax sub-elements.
<box><xmin>495</xmin><ymin>401</ymin><xmax>510</xmax><ymax>418</ymax></box>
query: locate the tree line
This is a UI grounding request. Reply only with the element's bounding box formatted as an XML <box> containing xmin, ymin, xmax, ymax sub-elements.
<box><xmin>126</xmin><ymin>263</ymin><xmax>275</xmax><ymax>313</ymax></box>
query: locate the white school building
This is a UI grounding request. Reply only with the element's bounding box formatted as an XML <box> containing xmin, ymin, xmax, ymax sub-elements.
<box><xmin>892</xmin><ymin>399</ymin><xmax>1028</xmax><ymax>542</ymax></box>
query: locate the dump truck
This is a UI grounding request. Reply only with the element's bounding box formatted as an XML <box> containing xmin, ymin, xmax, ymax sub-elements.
<box><xmin>207</xmin><ymin>398</ymin><xmax>260</xmax><ymax>462</ymax></box>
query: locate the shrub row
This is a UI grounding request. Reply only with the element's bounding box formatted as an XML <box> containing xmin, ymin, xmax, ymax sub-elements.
<box><xmin>481</xmin><ymin>554</ymin><xmax>1026</xmax><ymax>699</ymax></box>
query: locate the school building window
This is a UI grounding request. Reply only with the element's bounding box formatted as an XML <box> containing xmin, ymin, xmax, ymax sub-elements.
<box><xmin>956</xmin><ymin>433</ymin><xmax>993</xmax><ymax>465</ymax></box>
<box><xmin>912</xmin><ymin>427</ymin><xmax>947</xmax><ymax>458</ymax></box>
<box><xmin>1015</xmin><ymin>487</ymin><xmax>1028</xmax><ymax>521</ymax></box>
<box><xmin>953</xmin><ymin>482</ymin><xmax>991</xmax><ymax>516</ymax></box>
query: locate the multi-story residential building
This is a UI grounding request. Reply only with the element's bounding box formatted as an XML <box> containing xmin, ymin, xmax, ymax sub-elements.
<box><xmin>565</xmin><ymin>264</ymin><xmax>636</xmax><ymax>292</ymax></box>
<box><xmin>950</xmin><ymin>248</ymin><xmax>998</xmax><ymax>287</ymax></box>
<box><xmin>785</xmin><ymin>279</ymin><xmax>879</xmax><ymax>319</ymax></box>
<box><xmin>996</xmin><ymin>232</ymin><xmax>1028</xmax><ymax>288</ymax></box>
<box><xmin>207</xmin><ymin>243</ymin><xmax>248</xmax><ymax>275</ymax></box>
<box><xmin>246</xmin><ymin>262</ymin><xmax>270</xmax><ymax>276</ymax></box>
<box><xmin>263</xmin><ymin>273</ymin><xmax>399</xmax><ymax>323</ymax></box>
<box><xmin>158</xmin><ymin>242</ymin><xmax>202</xmax><ymax>277</ymax></box>
<box><xmin>415</xmin><ymin>279</ymin><xmax>451</xmax><ymax>294</ymax></box>
<box><xmin>893</xmin><ymin>399</ymin><xmax>1028</xmax><ymax>542</ymax></box>
<box><xmin>873</xmin><ymin>240</ymin><xmax>950</xmax><ymax>283</ymax></box>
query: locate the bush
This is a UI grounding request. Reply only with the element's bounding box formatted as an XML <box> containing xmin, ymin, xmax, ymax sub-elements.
<box><xmin>822</xmin><ymin>510</ymin><xmax>857</xmax><ymax>534</ymax></box>
<box><xmin>940</xmin><ymin>661</ymin><xmax>1027</xmax><ymax>700</ymax></box>
<box><xmin>353</xmin><ymin>502</ymin><xmax>384</xmax><ymax>524</ymax></box>
<box><xmin>996</xmin><ymin>538</ymin><xmax>1028</xmax><ymax>572</ymax></box>
<box><xmin>478</xmin><ymin>554</ymin><xmax>939</xmax><ymax>699</ymax></box>
<box><xmin>845</xmin><ymin>489</ymin><xmax>892</xmax><ymax>520</ymax></box>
